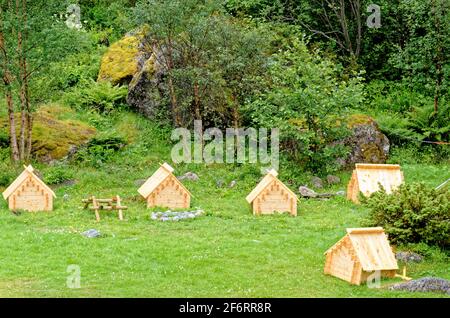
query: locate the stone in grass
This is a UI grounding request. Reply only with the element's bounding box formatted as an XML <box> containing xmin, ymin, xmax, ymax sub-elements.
<box><xmin>81</xmin><ymin>229</ymin><xmax>101</xmax><ymax>238</ymax></box>
<box><xmin>299</xmin><ymin>186</ymin><xmax>318</xmax><ymax>198</ymax></box>
<box><xmin>216</xmin><ymin>179</ymin><xmax>224</xmax><ymax>188</ymax></box>
<box><xmin>396</xmin><ymin>251</ymin><xmax>423</xmax><ymax>263</ymax></box>
<box><xmin>389</xmin><ymin>277</ymin><xmax>450</xmax><ymax>295</ymax></box>
<box><xmin>326</xmin><ymin>175</ymin><xmax>341</xmax><ymax>185</ymax></box>
<box><xmin>151</xmin><ymin>209</ymin><xmax>204</xmax><ymax>222</ymax></box>
<box><xmin>336</xmin><ymin>190</ymin><xmax>346</xmax><ymax>196</ymax></box>
<box><xmin>229</xmin><ymin>180</ymin><xmax>237</xmax><ymax>188</ymax></box>
<box><xmin>134</xmin><ymin>179</ymin><xmax>147</xmax><ymax>186</ymax></box>
<box><xmin>177</xmin><ymin>172</ymin><xmax>199</xmax><ymax>181</ymax></box>
<box><xmin>311</xmin><ymin>176</ymin><xmax>323</xmax><ymax>189</ymax></box>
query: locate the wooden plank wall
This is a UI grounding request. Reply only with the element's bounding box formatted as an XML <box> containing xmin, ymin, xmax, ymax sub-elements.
<box><xmin>147</xmin><ymin>176</ymin><xmax>190</xmax><ymax>209</ymax></box>
<box><xmin>253</xmin><ymin>180</ymin><xmax>296</xmax><ymax>215</ymax></box>
<box><xmin>9</xmin><ymin>176</ymin><xmax>52</xmax><ymax>211</ymax></box>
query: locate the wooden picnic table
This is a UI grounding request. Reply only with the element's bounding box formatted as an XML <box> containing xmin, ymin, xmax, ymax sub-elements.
<box><xmin>82</xmin><ymin>195</ymin><xmax>127</xmax><ymax>222</ymax></box>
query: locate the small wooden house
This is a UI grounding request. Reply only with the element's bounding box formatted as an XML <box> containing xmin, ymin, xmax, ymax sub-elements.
<box><xmin>246</xmin><ymin>169</ymin><xmax>298</xmax><ymax>216</ymax></box>
<box><xmin>347</xmin><ymin>163</ymin><xmax>404</xmax><ymax>203</ymax></box>
<box><xmin>138</xmin><ymin>162</ymin><xmax>191</xmax><ymax>209</ymax></box>
<box><xmin>324</xmin><ymin>227</ymin><xmax>398</xmax><ymax>285</ymax></box>
<box><xmin>2</xmin><ymin>165</ymin><xmax>56</xmax><ymax>212</ymax></box>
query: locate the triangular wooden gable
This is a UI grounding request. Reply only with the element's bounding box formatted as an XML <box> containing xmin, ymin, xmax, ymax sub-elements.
<box><xmin>2</xmin><ymin>165</ymin><xmax>56</xmax><ymax>200</ymax></box>
<box><xmin>325</xmin><ymin>227</ymin><xmax>398</xmax><ymax>272</ymax></box>
<box><xmin>137</xmin><ymin>162</ymin><xmax>191</xmax><ymax>199</ymax></box>
<box><xmin>246</xmin><ymin>169</ymin><xmax>298</xmax><ymax>203</ymax></box>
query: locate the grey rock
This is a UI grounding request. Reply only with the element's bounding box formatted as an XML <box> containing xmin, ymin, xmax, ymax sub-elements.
<box><xmin>299</xmin><ymin>186</ymin><xmax>318</xmax><ymax>198</ymax></box>
<box><xmin>389</xmin><ymin>277</ymin><xmax>450</xmax><ymax>295</ymax></box>
<box><xmin>229</xmin><ymin>180</ymin><xmax>237</xmax><ymax>188</ymax></box>
<box><xmin>151</xmin><ymin>209</ymin><xmax>204</xmax><ymax>222</ymax></box>
<box><xmin>396</xmin><ymin>251</ymin><xmax>423</xmax><ymax>263</ymax></box>
<box><xmin>311</xmin><ymin>177</ymin><xmax>323</xmax><ymax>189</ymax></box>
<box><xmin>326</xmin><ymin>175</ymin><xmax>341</xmax><ymax>185</ymax></box>
<box><xmin>81</xmin><ymin>229</ymin><xmax>101</xmax><ymax>238</ymax></box>
<box><xmin>135</xmin><ymin>179</ymin><xmax>147</xmax><ymax>186</ymax></box>
<box><xmin>333</xmin><ymin>116</ymin><xmax>390</xmax><ymax>168</ymax></box>
<box><xmin>336</xmin><ymin>190</ymin><xmax>346</xmax><ymax>196</ymax></box>
<box><xmin>59</xmin><ymin>179</ymin><xmax>77</xmax><ymax>187</ymax></box>
<box><xmin>63</xmin><ymin>193</ymin><xmax>70</xmax><ymax>201</ymax></box>
<box><xmin>178</xmin><ymin>172</ymin><xmax>199</xmax><ymax>181</ymax></box>
<box><xmin>216</xmin><ymin>179</ymin><xmax>224</xmax><ymax>188</ymax></box>
<box><xmin>126</xmin><ymin>43</ymin><xmax>167</xmax><ymax>119</ymax></box>
<box><xmin>67</xmin><ymin>145</ymin><xmax>79</xmax><ymax>159</ymax></box>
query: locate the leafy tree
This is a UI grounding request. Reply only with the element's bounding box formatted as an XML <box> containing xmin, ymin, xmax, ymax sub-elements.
<box><xmin>134</xmin><ymin>0</ymin><xmax>268</xmax><ymax>128</ymax></box>
<box><xmin>246</xmin><ymin>39</ymin><xmax>365</xmax><ymax>173</ymax></box>
<box><xmin>388</xmin><ymin>0</ymin><xmax>449</xmax><ymax>112</ymax></box>
<box><xmin>0</xmin><ymin>0</ymin><xmax>92</xmax><ymax>162</ymax></box>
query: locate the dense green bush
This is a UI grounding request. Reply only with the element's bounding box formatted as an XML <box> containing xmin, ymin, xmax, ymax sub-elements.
<box><xmin>0</xmin><ymin>163</ymin><xmax>18</xmax><ymax>187</ymax></box>
<box><xmin>43</xmin><ymin>165</ymin><xmax>75</xmax><ymax>185</ymax></box>
<box><xmin>387</xmin><ymin>145</ymin><xmax>449</xmax><ymax>165</ymax></box>
<box><xmin>364</xmin><ymin>183</ymin><xmax>450</xmax><ymax>249</ymax></box>
<box><xmin>73</xmin><ymin>134</ymin><xmax>127</xmax><ymax>167</ymax></box>
<box><xmin>64</xmin><ymin>80</ymin><xmax>128</xmax><ymax>113</ymax></box>
<box><xmin>365</xmin><ymin>81</ymin><xmax>430</xmax><ymax>113</ymax></box>
<box><xmin>374</xmin><ymin>101</ymin><xmax>450</xmax><ymax>163</ymax></box>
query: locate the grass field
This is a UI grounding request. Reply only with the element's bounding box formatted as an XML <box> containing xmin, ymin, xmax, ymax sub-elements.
<box><xmin>0</xmin><ymin>110</ymin><xmax>448</xmax><ymax>298</ymax></box>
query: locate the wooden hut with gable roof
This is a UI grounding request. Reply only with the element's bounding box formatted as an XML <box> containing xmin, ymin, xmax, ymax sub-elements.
<box><xmin>2</xmin><ymin>165</ymin><xmax>56</xmax><ymax>212</ymax></box>
<box><xmin>138</xmin><ymin>162</ymin><xmax>191</xmax><ymax>209</ymax></box>
<box><xmin>246</xmin><ymin>169</ymin><xmax>298</xmax><ymax>216</ymax></box>
<box><xmin>324</xmin><ymin>227</ymin><xmax>399</xmax><ymax>285</ymax></box>
<box><xmin>347</xmin><ymin>163</ymin><xmax>404</xmax><ymax>203</ymax></box>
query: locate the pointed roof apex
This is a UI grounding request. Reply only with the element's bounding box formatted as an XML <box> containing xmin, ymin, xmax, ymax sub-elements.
<box><xmin>267</xmin><ymin>169</ymin><xmax>278</xmax><ymax>177</ymax></box>
<box><xmin>138</xmin><ymin>162</ymin><xmax>191</xmax><ymax>199</ymax></box>
<box><xmin>246</xmin><ymin>168</ymin><xmax>297</xmax><ymax>203</ymax></box>
<box><xmin>24</xmin><ymin>164</ymin><xmax>34</xmax><ymax>173</ymax></box>
<box><xmin>161</xmin><ymin>162</ymin><xmax>174</xmax><ymax>173</ymax></box>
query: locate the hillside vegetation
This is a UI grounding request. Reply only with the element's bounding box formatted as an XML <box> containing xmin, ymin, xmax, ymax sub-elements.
<box><xmin>0</xmin><ymin>0</ymin><xmax>448</xmax><ymax>297</ymax></box>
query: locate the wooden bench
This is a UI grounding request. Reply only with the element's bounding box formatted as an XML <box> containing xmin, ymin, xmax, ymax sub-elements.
<box><xmin>82</xmin><ymin>195</ymin><xmax>127</xmax><ymax>222</ymax></box>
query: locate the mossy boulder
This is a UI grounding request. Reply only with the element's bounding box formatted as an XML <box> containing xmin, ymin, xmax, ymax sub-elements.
<box><xmin>97</xmin><ymin>29</ymin><xmax>166</xmax><ymax>118</ymax></box>
<box><xmin>336</xmin><ymin>114</ymin><xmax>390</xmax><ymax>168</ymax></box>
<box><xmin>127</xmin><ymin>47</ymin><xmax>167</xmax><ymax>118</ymax></box>
<box><xmin>0</xmin><ymin>104</ymin><xmax>96</xmax><ymax>163</ymax></box>
<box><xmin>97</xmin><ymin>32</ymin><xmax>149</xmax><ymax>85</ymax></box>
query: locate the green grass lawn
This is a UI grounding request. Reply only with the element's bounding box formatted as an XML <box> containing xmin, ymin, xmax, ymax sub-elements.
<box><xmin>0</xmin><ymin>111</ymin><xmax>448</xmax><ymax>298</ymax></box>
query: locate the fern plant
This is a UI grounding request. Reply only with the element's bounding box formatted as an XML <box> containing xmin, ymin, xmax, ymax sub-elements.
<box><xmin>407</xmin><ymin>102</ymin><xmax>450</xmax><ymax>142</ymax></box>
<box><xmin>64</xmin><ymin>79</ymin><xmax>128</xmax><ymax>113</ymax></box>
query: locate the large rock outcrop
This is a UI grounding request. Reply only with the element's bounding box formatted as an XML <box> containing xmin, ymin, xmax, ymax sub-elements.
<box><xmin>336</xmin><ymin>114</ymin><xmax>390</xmax><ymax>168</ymax></box>
<box><xmin>97</xmin><ymin>30</ymin><xmax>167</xmax><ymax>118</ymax></box>
<box><xmin>126</xmin><ymin>46</ymin><xmax>167</xmax><ymax>118</ymax></box>
<box><xmin>97</xmin><ymin>30</ymin><xmax>150</xmax><ymax>85</ymax></box>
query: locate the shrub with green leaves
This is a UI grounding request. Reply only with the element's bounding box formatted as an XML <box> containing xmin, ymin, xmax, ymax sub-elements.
<box><xmin>64</xmin><ymin>80</ymin><xmax>128</xmax><ymax>113</ymax></box>
<box><xmin>0</xmin><ymin>163</ymin><xmax>18</xmax><ymax>187</ymax></box>
<box><xmin>245</xmin><ymin>38</ymin><xmax>364</xmax><ymax>174</ymax></box>
<box><xmin>43</xmin><ymin>166</ymin><xmax>75</xmax><ymax>185</ymax></box>
<box><xmin>364</xmin><ymin>183</ymin><xmax>450</xmax><ymax>249</ymax></box>
<box><xmin>73</xmin><ymin>134</ymin><xmax>127</xmax><ymax>167</ymax></box>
